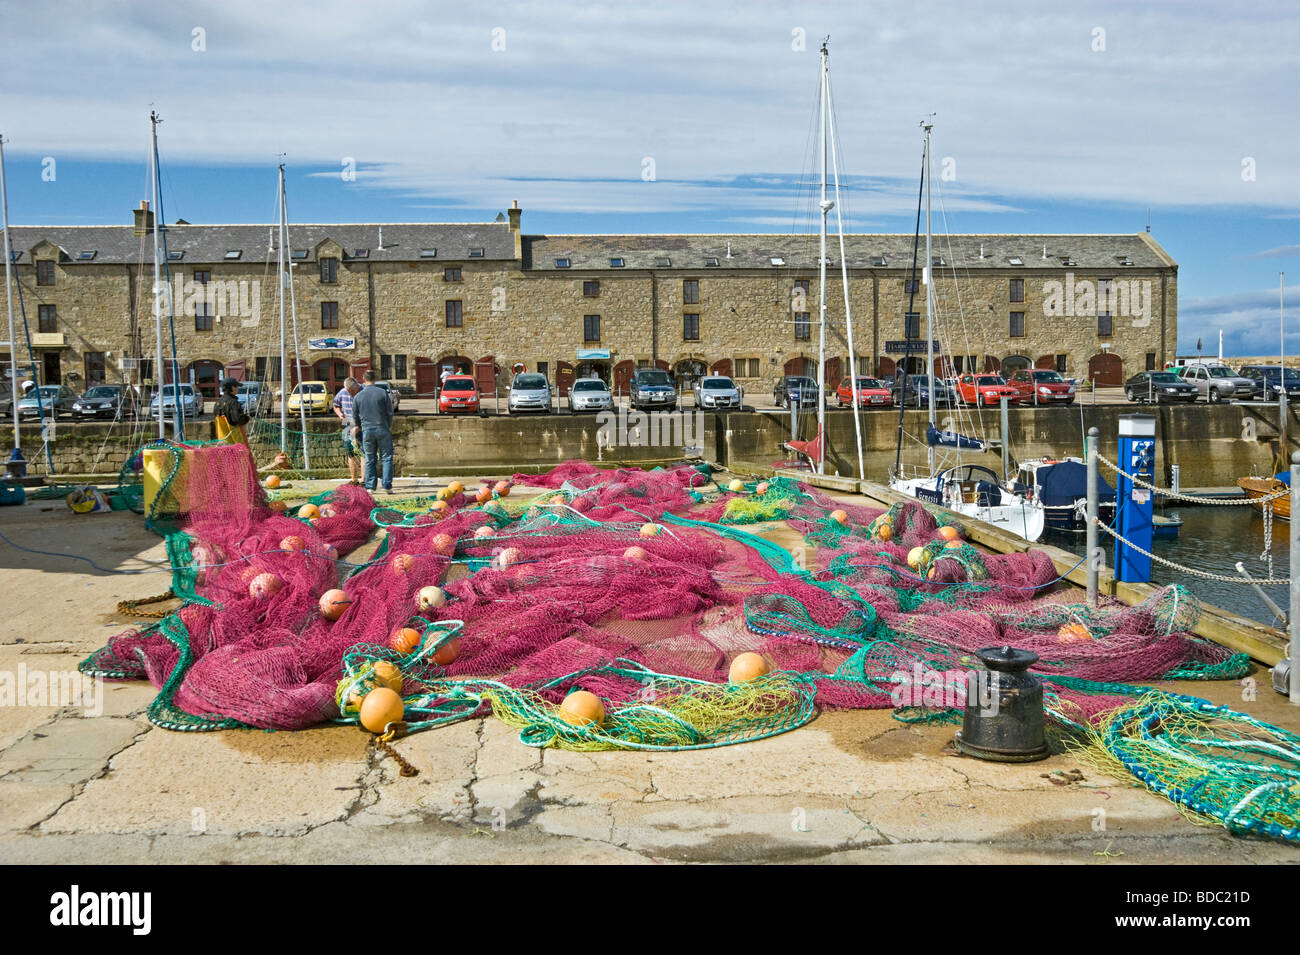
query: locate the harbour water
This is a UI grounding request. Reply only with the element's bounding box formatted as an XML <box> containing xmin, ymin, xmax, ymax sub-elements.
<box><xmin>1046</xmin><ymin>504</ymin><xmax>1291</xmax><ymax>627</ymax></box>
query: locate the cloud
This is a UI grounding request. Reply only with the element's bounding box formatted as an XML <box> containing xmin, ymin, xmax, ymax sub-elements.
<box><xmin>1179</xmin><ymin>282</ymin><xmax>1300</xmax><ymax>355</ymax></box>
<box><xmin>1251</xmin><ymin>245</ymin><xmax>1300</xmax><ymax>260</ymax></box>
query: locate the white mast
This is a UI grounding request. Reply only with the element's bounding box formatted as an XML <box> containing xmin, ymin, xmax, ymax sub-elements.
<box><xmin>823</xmin><ymin>58</ymin><xmax>865</xmax><ymax>481</ymax></box>
<box><xmin>150</xmin><ymin>112</ymin><xmax>166</xmax><ymax>439</ymax></box>
<box><xmin>816</xmin><ymin>41</ymin><xmax>830</xmax><ymax>474</ymax></box>
<box><xmin>1</xmin><ymin>134</ymin><xmax>20</xmax><ymax>454</ymax></box>
<box><xmin>923</xmin><ymin>120</ymin><xmax>936</xmax><ymax>476</ymax></box>
<box><xmin>279</xmin><ymin>164</ymin><xmax>310</xmax><ymax>470</ymax></box>
<box><xmin>277</xmin><ymin>168</ymin><xmax>288</xmax><ymax>450</ymax></box>
<box><xmin>1282</xmin><ymin>271</ymin><xmax>1286</xmax><ymax>372</ymax></box>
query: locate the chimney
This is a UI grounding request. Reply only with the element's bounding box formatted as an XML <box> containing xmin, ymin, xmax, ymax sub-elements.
<box><xmin>133</xmin><ymin>200</ymin><xmax>154</xmax><ymax>236</ymax></box>
<box><xmin>507</xmin><ymin>199</ymin><xmax>522</xmax><ymax>259</ymax></box>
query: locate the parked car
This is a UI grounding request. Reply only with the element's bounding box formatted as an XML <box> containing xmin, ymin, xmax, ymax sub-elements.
<box><xmin>956</xmin><ymin>374</ymin><xmax>1019</xmax><ymax>408</ymax></box>
<box><xmin>629</xmin><ymin>368</ymin><xmax>677</xmax><ymax>411</ymax></box>
<box><xmin>1176</xmin><ymin>364</ymin><xmax>1254</xmax><ymax>403</ymax></box>
<box><xmin>773</xmin><ymin>376</ymin><xmax>820</xmax><ymax>409</ymax></box>
<box><xmin>236</xmin><ymin>381</ymin><xmax>272</xmax><ymax>417</ymax></box>
<box><xmin>438</xmin><ymin>374</ymin><xmax>480</xmax><ymax>414</ymax></box>
<box><xmin>890</xmin><ymin>374</ymin><xmax>954</xmax><ymax>408</ymax></box>
<box><xmin>1238</xmin><ymin>365</ymin><xmax>1300</xmax><ymax>402</ymax></box>
<box><xmin>507</xmin><ymin>373</ymin><xmax>553</xmax><ymax>414</ymax></box>
<box><xmin>286</xmin><ymin>381</ymin><xmax>330</xmax><ymax>416</ymax></box>
<box><xmin>17</xmin><ymin>384</ymin><xmax>77</xmax><ymax>420</ymax></box>
<box><xmin>569</xmin><ymin>377</ymin><xmax>613</xmax><ymax>413</ymax></box>
<box><xmin>73</xmin><ymin>384</ymin><xmax>137</xmax><ymax>420</ymax></box>
<box><xmin>835</xmin><ymin>376</ymin><xmax>891</xmax><ymax>408</ymax></box>
<box><xmin>374</xmin><ymin>381</ymin><xmax>401</xmax><ymax>414</ymax></box>
<box><xmin>1124</xmin><ymin>370</ymin><xmax>1198</xmax><ymax>404</ymax></box>
<box><xmin>1005</xmin><ymin>369</ymin><xmax>1076</xmax><ymax>405</ymax></box>
<box><xmin>148</xmin><ymin>383</ymin><xmax>203</xmax><ymax>419</ymax></box>
<box><xmin>693</xmin><ymin>375</ymin><xmax>743</xmax><ymax>410</ymax></box>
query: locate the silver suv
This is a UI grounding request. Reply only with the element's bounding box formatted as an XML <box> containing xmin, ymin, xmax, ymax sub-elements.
<box><xmin>507</xmin><ymin>373</ymin><xmax>553</xmax><ymax>414</ymax></box>
<box><xmin>1178</xmin><ymin>364</ymin><xmax>1254</xmax><ymax>403</ymax></box>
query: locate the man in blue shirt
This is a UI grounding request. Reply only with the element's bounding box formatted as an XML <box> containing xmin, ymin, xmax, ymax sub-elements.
<box><xmin>350</xmin><ymin>370</ymin><xmax>394</xmax><ymax>494</ymax></box>
<box><xmin>332</xmin><ymin>377</ymin><xmax>362</xmax><ymax>485</ymax></box>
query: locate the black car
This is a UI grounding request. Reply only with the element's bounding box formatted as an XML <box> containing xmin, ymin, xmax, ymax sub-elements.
<box><xmin>1123</xmin><ymin>371</ymin><xmax>1197</xmax><ymax>404</ymax></box>
<box><xmin>1238</xmin><ymin>365</ymin><xmax>1300</xmax><ymax>402</ymax></box>
<box><xmin>629</xmin><ymin>368</ymin><xmax>677</xmax><ymax>411</ymax></box>
<box><xmin>889</xmin><ymin>374</ymin><xmax>954</xmax><ymax>408</ymax></box>
<box><xmin>72</xmin><ymin>384</ymin><xmax>137</xmax><ymax>420</ymax></box>
<box><xmin>773</xmin><ymin>376</ymin><xmax>820</xmax><ymax>409</ymax></box>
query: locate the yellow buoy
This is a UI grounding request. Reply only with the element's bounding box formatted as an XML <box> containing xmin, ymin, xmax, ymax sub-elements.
<box><xmin>728</xmin><ymin>652</ymin><xmax>770</xmax><ymax>683</ymax></box>
<box><xmin>558</xmin><ymin>690</ymin><xmax>605</xmax><ymax>727</ymax></box>
<box><xmin>359</xmin><ymin>687</ymin><xmax>404</xmax><ymax>734</ymax></box>
<box><xmin>371</xmin><ymin>661</ymin><xmax>404</xmax><ymax>693</ymax></box>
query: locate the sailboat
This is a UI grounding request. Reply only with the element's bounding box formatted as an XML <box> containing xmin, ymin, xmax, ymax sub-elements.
<box><xmin>886</xmin><ymin>121</ymin><xmax>1045</xmax><ymax>542</ymax></box>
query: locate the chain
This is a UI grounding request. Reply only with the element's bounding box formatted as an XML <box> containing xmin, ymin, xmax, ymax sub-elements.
<box><xmin>372</xmin><ymin>736</ymin><xmax>418</xmax><ymax>776</ymax></box>
<box><xmin>116</xmin><ymin>590</ymin><xmax>178</xmax><ymax>618</ymax></box>
<box><xmin>1094</xmin><ymin>518</ymin><xmax>1290</xmax><ymax>585</ymax></box>
<box><xmin>1262</xmin><ymin>502</ymin><xmax>1275</xmax><ymax>579</ymax></box>
<box><xmin>1096</xmin><ymin>453</ymin><xmax>1290</xmax><ymax>505</ymax></box>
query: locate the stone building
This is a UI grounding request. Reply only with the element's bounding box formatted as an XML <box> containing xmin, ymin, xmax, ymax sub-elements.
<box><xmin>2</xmin><ymin>200</ymin><xmax>1176</xmax><ymax>399</ymax></box>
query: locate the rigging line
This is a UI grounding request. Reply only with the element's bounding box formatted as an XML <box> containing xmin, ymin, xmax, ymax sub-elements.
<box><xmin>932</xmin><ymin>180</ymin><xmax>987</xmax><ymax>443</ymax></box>
<box><xmin>893</xmin><ymin>139</ymin><xmax>927</xmax><ymax>478</ymax></box>
<box><xmin>151</xmin><ymin>120</ymin><xmax>184</xmax><ymax>440</ymax></box>
<box><xmin>794</xmin><ymin>70</ymin><xmax>822</xmax><ymax>271</ymax></box>
<box><xmin>4</xmin><ymin>238</ymin><xmax>56</xmax><ymax>474</ymax></box>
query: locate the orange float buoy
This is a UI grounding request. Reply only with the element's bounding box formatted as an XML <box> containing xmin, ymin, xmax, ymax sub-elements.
<box><xmin>432</xmin><ymin>637</ymin><xmax>461</xmax><ymax>666</ymax></box>
<box><xmin>475</xmin><ymin>487</ymin><xmax>493</xmax><ymax>504</ymax></box>
<box><xmin>447</xmin><ymin>481</ymin><xmax>464</xmax><ymax>495</ymax></box>
<box><xmin>432</xmin><ymin>533</ymin><xmax>456</xmax><ymax>557</ymax></box>
<box><xmin>429</xmin><ymin>500</ymin><xmax>450</xmax><ymax>518</ymax></box>
<box><xmin>264</xmin><ymin>474</ymin><xmax>281</xmax><ymax>489</ymax></box>
<box><xmin>1057</xmin><ymin>622</ymin><xmax>1092</xmax><ymax>644</ymax></box>
<box><xmin>299</xmin><ymin>503</ymin><xmax>320</xmax><ymax>520</ymax></box>
<box><xmin>359</xmin><ymin>687</ymin><xmax>404</xmax><ymax>734</ymax></box>
<box><xmin>623</xmin><ymin>545</ymin><xmax>648</xmax><ymax>560</ymax></box>
<box><xmin>473</xmin><ymin>525</ymin><xmax>495</xmax><ymax>539</ymax></box>
<box><xmin>945</xmin><ymin>540</ymin><xmax>963</xmax><ymax>550</ymax></box>
<box><xmin>319</xmin><ymin>503</ymin><xmax>337</xmax><ymax>519</ymax></box>
<box><xmin>938</xmin><ymin>525</ymin><xmax>960</xmax><ymax>542</ymax></box>
<box><xmin>755</xmin><ymin>481</ymin><xmax>769</xmax><ymax>495</ymax></box>
<box><xmin>877</xmin><ymin>522</ymin><xmax>893</xmax><ymax>541</ymax></box>
<box><xmin>390</xmin><ymin>627</ymin><xmax>421</xmax><ymax>654</ymax></box>
<box><xmin>558</xmin><ymin>690</ymin><xmax>605</xmax><ymax>727</ymax></box>
<box><xmin>435</xmin><ymin>487</ymin><xmax>453</xmax><ymax>502</ymax></box>
<box><xmin>319</xmin><ymin>589</ymin><xmax>352</xmax><ymax>620</ymax></box>
<box><xmin>829</xmin><ymin>509</ymin><xmax>848</xmax><ymax>525</ymax></box>
<box><xmin>371</xmin><ymin>660</ymin><xmax>403</xmax><ymax>693</ymax></box>
<box><xmin>639</xmin><ymin>523</ymin><xmax>661</xmax><ymax>538</ymax></box>
<box><xmin>323</xmin><ymin>544</ymin><xmax>339</xmax><ymax>562</ymax></box>
<box><xmin>249</xmin><ymin>573</ymin><xmax>282</xmax><ymax>599</ymax></box>
<box><xmin>496</xmin><ymin>547</ymin><xmax>521</xmax><ymax>569</ymax></box>
<box><xmin>416</xmin><ymin>585</ymin><xmax>446</xmax><ymax>611</ymax></box>
<box><xmin>494</xmin><ymin>481</ymin><xmax>512</xmax><ymax>497</ymax></box>
<box><xmin>728</xmin><ymin>652</ymin><xmax>770</xmax><ymax>683</ymax></box>
<box><xmin>268</xmin><ymin>500</ymin><xmax>287</xmax><ymax>513</ymax></box>
<box><xmin>391</xmin><ymin>553</ymin><xmax>415</xmax><ymax>575</ymax></box>
<box><xmin>280</xmin><ymin>535</ymin><xmax>305</xmax><ymax>552</ymax></box>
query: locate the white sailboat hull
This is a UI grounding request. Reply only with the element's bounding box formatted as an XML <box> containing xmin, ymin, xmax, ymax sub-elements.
<box><xmin>889</xmin><ymin>476</ymin><xmax>1046</xmax><ymax>543</ymax></box>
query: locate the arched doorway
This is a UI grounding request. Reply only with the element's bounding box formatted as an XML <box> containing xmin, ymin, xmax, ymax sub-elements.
<box><xmin>1035</xmin><ymin>354</ymin><xmax>1057</xmax><ymax>370</ymax></box>
<box><xmin>784</xmin><ymin>356</ymin><xmax>814</xmax><ymax>377</ymax></box>
<box><xmin>576</xmin><ymin>360</ymin><xmax>610</xmax><ymax>384</ymax></box>
<box><xmin>613</xmin><ymin>360</ymin><xmax>635</xmax><ymax>397</ymax></box>
<box><xmin>709</xmin><ymin>358</ymin><xmax>732</xmax><ymax>377</ymax></box>
<box><xmin>189</xmin><ymin>359</ymin><xmax>223</xmax><ymax>399</ymax></box>
<box><xmin>1088</xmin><ymin>352</ymin><xmax>1123</xmax><ymax>386</ymax></box>
<box><xmin>876</xmin><ymin>356</ymin><xmax>896</xmax><ymax>378</ymax></box>
<box><xmin>557</xmin><ymin>361</ymin><xmax>575</xmax><ymax>398</ymax></box>
<box><xmin>674</xmin><ymin>358</ymin><xmax>707</xmax><ymax>391</ymax></box>
<box><xmin>313</xmin><ymin>357</ymin><xmax>349</xmax><ymax>392</ymax></box>
<box><xmin>1000</xmin><ymin>355</ymin><xmax>1032</xmax><ymax>377</ymax></box>
<box><xmin>982</xmin><ymin>355</ymin><xmax>1001</xmax><ymax>374</ymax></box>
<box><xmin>902</xmin><ymin>356</ymin><xmax>926</xmax><ymax>375</ymax></box>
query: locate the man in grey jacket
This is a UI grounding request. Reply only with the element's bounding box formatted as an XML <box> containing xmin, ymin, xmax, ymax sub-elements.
<box><xmin>350</xmin><ymin>370</ymin><xmax>394</xmax><ymax>494</ymax></box>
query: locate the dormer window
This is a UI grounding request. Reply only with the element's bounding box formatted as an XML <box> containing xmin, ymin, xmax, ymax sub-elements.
<box><xmin>351</xmin><ymin>249</ymin><xmax>369</xmax><ymax>259</ymax></box>
<box><xmin>873</xmin><ymin>256</ymin><xmax>887</xmax><ymax>267</ymax></box>
<box><xmin>291</xmin><ymin>250</ymin><xmax>309</xmax><ymax>260</ymax></box>
<box><xmin>654</xmin><ymin>257</ymin><xmax>671</xmax><ymax>268</ymax></box>
<box><xmin>167</xmin><ymin>251</ymin><xmax>184</xmax><ymax>261</ymax></box>
<box><xmin>420</xmin><ymin>248</ymin><xmax>437</xmax><ymax>258</ymax></box>
<box><xmin>705</xmin><ymin>257</ymin><xmax>720</xmax><ymax>267</ymax></box>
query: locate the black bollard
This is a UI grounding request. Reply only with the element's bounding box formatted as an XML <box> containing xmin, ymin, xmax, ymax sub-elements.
<box><xmin>953</xmin><ymin>646</ymin><xmax>1049</xmax><ymax>762</ymax></box>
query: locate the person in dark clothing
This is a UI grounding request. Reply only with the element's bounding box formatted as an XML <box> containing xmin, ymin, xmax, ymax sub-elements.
<box><xmin>213</xmin><ymin>377</ymin><xmax>250</xmax><ymax>429</ymax></box>
<box><xmin>350</xmin><ymin>370</ymin><xmax>394</xmax><ymax>493</ymax></box>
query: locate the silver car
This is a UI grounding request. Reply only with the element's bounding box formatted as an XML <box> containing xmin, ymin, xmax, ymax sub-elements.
<box><xmin>507</xmin><ymin>373</ymin><xmax>553</xmax><ymax>414</ymax></box>
<box><xmin>1179</xmin><ymin>364</ymin><xmax>1254</xmax><ymax>403</ymax></box>
<box><xmin>694</xmin><ymin>374</ymin><xmax>743</xmax><ymax>410</ymax></box>
<box><xmin>569</xmin><ymin>377</ymin><xmax>612</xmax><ymax>412</ymax></box>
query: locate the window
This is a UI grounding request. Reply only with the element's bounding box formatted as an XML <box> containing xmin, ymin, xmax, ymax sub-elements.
<box><xmin>794</xmin><ymin>312</ymin><xmax>811</xmax><ymax>341</ymax></box>
<box><xmin>168</xmin><ymin>251</ymin><xmax>184</xmax><ymax>261</ymax></box>
<box><xmin>320</xmin><ymin>257</ymin><xmax>338</xmax><ymax>283</ymax></box>
<box><xmin>38</xmin><ymin>305</ymin><xmax>56</xmax><ymax>333</ymax></box>
<box><xmin>583</xmin><ymin>314</ymin><xmax>601</xmax><ymax>342</ymax></box>
<box><xmin>37</xmin><ymin>260</ymin><xmax>54</xmax><ymax>286</ymax></box>
<box><xmin>352</xmin><ymin>249</ymin><xmax>369</xmax><ymax>259</ymax></box>
<box><xmin>683</xmin><ymin>313</ymin><xmax>700</xmax><ymax>341</ymax></box>
<box><xmin>1146</xmin><ymin>352</ymin><xmax>1157</xmax><ymax>371</ymax></box>
<box><xmin>321</xmin><ymin>301</ymin><xmax>339</xmax><ymax>329</ymax></box>
<box><xmin>1056</xmin><ymin>354</ymin><xmax>1067</xmax><ymax>374</ymax></box>
<box><xmin>468</xmin><ymin>248</ymin><xmax>485</xmax><ymax>258</ymax></box>
<box><xmin>536</xmin><ymin>361</ymin><xmax>549</xmax><ymax>379</ymax></box>
<box><xmin>609</xmin><ymin>258</ymin><xmax>625</xmax><ymax>268</ymax></box>
<box><xmin>380</xmin><ymin>354</ymin><xmax>393</xmax><ymax>380</ymax></box>
<box><xmin>195</xmin><ymin>301</ymin><xmax>214</xmax><ymax>331</ymax></box>
<box><xmin>731</xmin><ymin>357</ymin><xmax>760</xmax><ymax>378</ymax></box>
<box><xmin>683</xmin><ymin>279</ymin><xmax>699</xmax><ymax>304</ymax></box>
<box><xmin>1098</xmin><ymin>313</ymin><xmax>1113</xmax><ymax>337</ymax></box>
<box><xmin>583</xmin><ymin>280</ymin><xmax>600</xmax><ymax>297</ymax></box>
<box><xmin>555</xmin><ymin>258</ymin><xmax>571</xmax><ymax>269</ymax></box>
<box><xmin>193</xmin><ymin>270</ymin><xmax>211</xmax><ymax>285</ymax></box>
<box><xmin>705</xmin><ymin>257</ymin><xmax>720</xmax><ymax>267</ymax></box>
<box><xmin>291</xmin><ymin>250</ymin><xmax>309</xmax><ymax>260</ymax></box>
<box><xmin>83</xmin><ymin>351</ymin><xmax>106</xmax><ymax>384</ymax></box>
<box><xmin>654</xmin><ymin>257</ymin><xmax>671</xmax><ymax>268</ymax></box>
<box><xmin>446</xmin><ymin>300</ymin><xmax>463</xmax><ymax>328</ymax></box>
<box><xmin>444</xmin><ymin>267</ymin><xmax>462</xmax><ymax>282</ymax></box>
<box><xmin>904</xmin><ymin>278</ymin><xmax>919</xmax><ymax>294</ymax></box>
<box><xmin>394</xmin><ymin>355</ymin><xmax>407</xmax><ymax>379</ymax></box>
<box><xmin>905</xmin><ymin>312</ymin><xmax>921</xmax><ymax>339</ymax></box>
<box><xmin>1009</xmin><ymin>278</ymin><xmax>1024</xmax><ymax>303</ymax></box>
<box><xmin>76</xmin><ymin>250</ymin><xmax>96</xmax><ymax>261</ymax></box>
<box><xmin>1008</xmin><ymin>257</ymin><xmax>1024</xmax><ymax>266</ymax></box>
<box><xmin>636</xmin><ymin>359</ymin><xmax>650</xmax><ymax>368</ymax></box>
<box><xmin>224</xmin><ymin>250</ymin><xmax>241</xmax><ymax>260</ymax></box>
<box><xmin>256</xmin><ymin>356</ymin><xmax>281</xmax><ymax>382</ymax></box>
<box><xmin>769</xmin><ymin>257</ymin><xmax>785</xmax><ymax>266</ymax></box>
<box><xmin>420</xmin><ymin>248</ymin><xmax>437</xmax><ymax>258</ymax></box>
<box><xmin>1009</xmin><ymin>311</ymin><xmax>1025</xmax><ymax>338</ymax></box>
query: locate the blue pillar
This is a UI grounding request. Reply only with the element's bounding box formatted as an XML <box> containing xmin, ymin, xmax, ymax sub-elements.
<box><xmin>1115</xmin><ymin>413</ymin><xmax>1156</xmax><ymax>583</ymax></box>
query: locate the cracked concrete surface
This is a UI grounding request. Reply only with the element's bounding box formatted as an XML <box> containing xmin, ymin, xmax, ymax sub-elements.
<box><xmin>2</xmin><ymin>494</ymin><xmax>1300</xmax><ymax>863</ymax></box>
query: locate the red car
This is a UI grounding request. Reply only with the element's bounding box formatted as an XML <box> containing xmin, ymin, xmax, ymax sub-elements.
<box><xmin>957</xmin><ymin>374</ymin><xmax>1018</xmax><ymax>407</ymax></box>
<box><xmin>438</xmin><ymin>375</ymin><xmax>480</xmax><ymax>414</ymax></box>
<box><xmin>1006</xmin><ymin>369</ymin><xmax>1076</xmax><ymax>405</ymax></box>
<box><xmin>835</xmin><ymin>376</ymin><xmax>892</xmax><ymax>408</ymax></box>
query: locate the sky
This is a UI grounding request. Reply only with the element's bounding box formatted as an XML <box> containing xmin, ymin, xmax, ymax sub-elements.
<box><xmin>0</xmin><ymin>0</ymin><xmax>1296</xmax><ymax>356</ymax></box>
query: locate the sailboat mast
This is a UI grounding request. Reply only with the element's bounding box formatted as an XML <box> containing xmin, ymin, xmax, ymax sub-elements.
<box><xmin>816</xmin><ymin>41</ymin><xmax>829</xmax><ymax>474</ymax></box>
<box><xmin>1282</xmin><ymin>270</ymin><xmax>1286</xmax><ymax>374</ymax></box>
<box><xmin>823</xmin><ymin>66</ymin><xmax>865</xmax><ymax>480</ymax></box>
<box><xmin>923</xmin><ymin>120</ymin><xmax>935</xmax><ymax>475</ymax></box>
<box><xmin>277</xmin><ymin>167</ymin><xmax>288</xmax><ymax>450</ymax></box>
<box><xmin>0</xmin><ymin>135</ymin><xmax>20</xmax><ymax>455</ymax></box>
<box><xmin>150</xmin><ymin>112</ymin><xmax>166</xmax><ymax>439</ymax></box>
<box><xmin>279</xmin><ymin>165</ymin><xmax>311</xmax><ymax>470</ymax></box>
